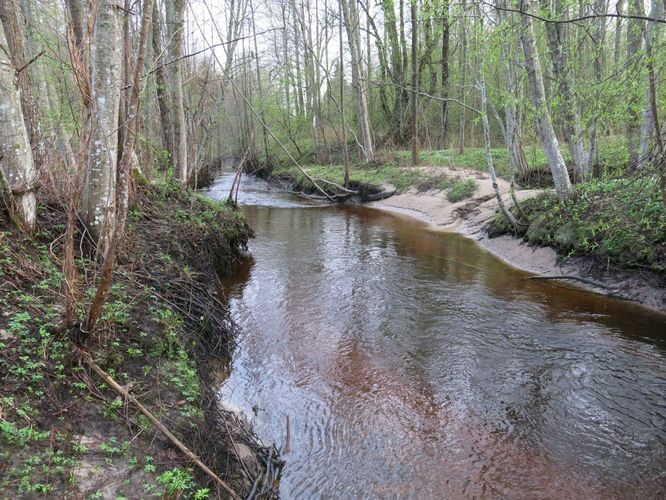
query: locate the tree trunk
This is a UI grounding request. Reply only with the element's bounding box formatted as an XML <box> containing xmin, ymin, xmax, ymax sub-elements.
<box><xmin>165</xmin><ymin>0</ymin><xmax>188</xmax><ymax>183</ymax></box>
<box><xmin>410</xmin><ymin>0</ymin><xmax>418</xmax><ymax>164</ymax></box>
<box><xmin>543</xmin><ymin>0</ymin><xmax>590</xmax><ymax>181</ymax></box>
<box><xmin>152</xmin><ymin>2</ymin><xmax>175</xmax><ymax>169</ymax></box>
<box><xmin>341</xmin><ymin>0</ymin><xmax>374</xmax><ymax>161</ymax></box>
<box><xmin>459</xmin><ymin>2</ymin><xmax>467</xmax><ymax>155</ymax></box>
<box><xmin>440</xmin><ymin>0</ymin><xmax>450</xmax><ymax>147</ymax></box>
<box><xmin>0</xmin><ymin>0</ymin><xmax>46</xmax><ymax>172</ymax></box>
<box><xmin>496</xmin><ymin>1</ymin><xmax>529</xmax><ymax>178</ymax></box>
<box><xmin>625</xmin><ymin>0</ymin><xmax>645</xmax><ymax>171</ymax></box>
<box><xmin>479</xmin><ymin>78</ymin><xmax>522</xmax><ymax>231</ymax></box>
<box><xmin>519</xmin><ymin>1</ymin><xmax>573</xmax><ymax>201</ymax></box>
<box><xmin>83</xmin><ymin>0</ymin><xmax>123</xmax><ymax>257</ymax></box>
<box><xmin>0</xmin><ymin>19</ymin><xmax>36</xmax><ymax>231</ymax></box>
<box><xmin>637</xmin><ymin>0</ymin><xmax>664</xmax><ymax>169</ymax></box>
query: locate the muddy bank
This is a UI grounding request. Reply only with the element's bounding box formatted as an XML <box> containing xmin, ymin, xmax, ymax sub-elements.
<box><xmin>0</xmin><ymin>182</ymin><xmax>279</xmax><ymax>498</ymax></box>
<box><xmin>369</xmin><ymin>174</ymin><xmax>665</xmax><ymax>313</ymax></box>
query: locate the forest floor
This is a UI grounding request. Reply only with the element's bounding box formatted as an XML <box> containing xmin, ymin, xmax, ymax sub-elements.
<box><xmin>0</xmin><ymin>182</ymin><xmax>279</xmax><ymax>498</ymax></box>
<box><xmin>259</xmin><ymin>157</ymin><xmax>665</xmax><ymax>312</ymax></box>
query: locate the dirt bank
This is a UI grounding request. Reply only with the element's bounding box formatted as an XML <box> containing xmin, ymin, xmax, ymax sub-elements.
<box><xmin>0</xmin><ymin>182</ymin><xmax>280</xmax><ymax>498</ymax></box>
<box><xmin>369</xmin><ymin>169</ymin><xmax>665</xmax><ymax>313</ymax></box>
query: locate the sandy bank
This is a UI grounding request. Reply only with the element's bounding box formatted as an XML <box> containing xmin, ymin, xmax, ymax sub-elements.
<box><xmin>369</xmin><ymin>168</ymin><xmax>665</xmax><ymax>313</ymax></box>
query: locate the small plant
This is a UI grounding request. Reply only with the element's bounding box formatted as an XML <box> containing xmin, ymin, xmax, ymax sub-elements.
<box><xmin>156</xmin><ymin>467</ymin><xmax>196</xmax><ymax>496</ymax></box>
<box><xmin>446</xmin><ymin>178</ymin><xmax>477</xmax><ymax>202</ymax></box>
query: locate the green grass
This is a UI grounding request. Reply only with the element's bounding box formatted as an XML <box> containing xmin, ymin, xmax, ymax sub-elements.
<box><xmin>491</xmin><ymin>175</ymin><xmax>665</xmax><ymax>272</ymax></box>
<box><xmin>447</xmin><ymin>178</ymin><xmax>478</xmax><ymax>202</ymax></box>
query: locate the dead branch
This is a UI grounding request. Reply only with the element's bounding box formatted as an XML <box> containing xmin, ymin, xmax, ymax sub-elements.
<box><xmin>76</xmin><ymin>348</ymin><xmax>241</xmax><ymax>500</ymax></box>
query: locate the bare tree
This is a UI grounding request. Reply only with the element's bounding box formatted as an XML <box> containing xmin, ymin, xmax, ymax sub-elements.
<box><xmin>83</xmin><ymin>0</ymin><xmax>123</xmax><ymax>257</ymax></box>
<box><xmin>340</xmin><ymin>0</ymin><xmax>374</xmax><ymax>161</ymax></box>
<box><xmin>0</xmin><ymin>18</ymin><xmax>37</xmax><ymax>231</ymax></box>
<box><xmin>519</xmin><ymin>0</ymin><xmax>573</xmax><ymax>201</ymax></box>
<box><xmin>165</xmin><ymin>0</ymin><xmax>188</xmax><ymax>182</ymax></box>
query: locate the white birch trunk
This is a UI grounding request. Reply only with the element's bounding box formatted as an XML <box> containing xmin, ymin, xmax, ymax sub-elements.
<box><xmin>543</xmin><ymin>2</ymin><xmax>591</xmax><ymax>181</ymax></box>
<box><xmin>0</xmin><ymin>20</ymin><xmax>36</xmax><ymax>231</ymax></box>
<box><xmin>341</xmin><ymin>0</ymin><xmax>374</xmax><ymax>161</ymax></box>
<box><xmin>83</xmin><ymin>0</ymin><xmax>123</xmax><ymax>257</ymax></box>
<box><xmin>519</xmin><ymin>1</ymin><xmax>573</xmax><ymax>201</ymax></box>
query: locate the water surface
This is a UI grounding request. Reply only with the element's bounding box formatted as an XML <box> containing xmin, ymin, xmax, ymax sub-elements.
<box><xmin>207</xmin><ymin>171</ymin><xmax>666</xmax><ymax>499</ymax></box>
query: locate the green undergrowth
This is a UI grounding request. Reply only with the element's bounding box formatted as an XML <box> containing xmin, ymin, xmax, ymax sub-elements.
<box><xmin>489</xmin><ymin>175</ymin><xmax>666</xmax><ymax>273</ymax></box>
<box><xmin>0</xmin><ymin>181</ymin><xmax>255</xmax><ymax>498</ymax></box>
<box><xmin>267</xmin><ymin>161</ymin><xmax>478</xmax><ymax>202</ymax></box>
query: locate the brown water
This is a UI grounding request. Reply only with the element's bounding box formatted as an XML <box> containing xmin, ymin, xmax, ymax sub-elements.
<box><xmin>207</xmin><ymin>171</ymin><xmax>666</xmax><ymax>499</ymax></box>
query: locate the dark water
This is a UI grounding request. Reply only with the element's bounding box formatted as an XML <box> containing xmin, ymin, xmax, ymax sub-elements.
<box><xmin>207</xmin><ymin>171</ymin><xmax>666</xmax><ymax>499</ymax></box>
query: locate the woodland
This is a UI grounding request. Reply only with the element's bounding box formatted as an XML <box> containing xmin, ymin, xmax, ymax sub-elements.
<box><xmin>0</xmin><ymin>0</ymin><xmax>664</xmax><ymax>497</ymax></box>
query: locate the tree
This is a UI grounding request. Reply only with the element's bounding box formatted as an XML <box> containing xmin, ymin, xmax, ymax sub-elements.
<box><xmin>0</xmin><ymin>0</ymin><xmax>46</xmax><ymax>172</ymax></box>
<box><xmin>83</xmin><ymin>0</ymin><xmax>123</xmax><ymax>257</ymax></box>
<box><xmin>519</xmin><ymin>0</ymin><xmax>573</xmax><ymax>201</ymax></box>
<box><xmin>165</xmin><ymin>0</ymin><xmax>188</xmax><ymax>183</ymax></box>
<box><xmin>0</xmin><ymin>18</ymin><xmax>37</xmax><ymax>231</ymax></box>
<box><xmin>340</xmin><ymin>0</ymin><xmax>374</xmax><ymax>161</ymax></box>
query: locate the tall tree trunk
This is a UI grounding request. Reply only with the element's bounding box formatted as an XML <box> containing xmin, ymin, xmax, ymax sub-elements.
<box><xmin>479</xmin><ymin>77</ymin><xmax>522</xmax><ymax>231</ymax></box>
<box><xmin>83</xmin><ymin>0</ymin><xmax>123</xmax><ymax>257</ymax></box>
<box><xmin>152</xmin><ymin>2</ymin><xmax>175</xmax><ymax>169</ymax></box>
<box><xmin>0</xmin><ymin>19</ymin><xmax>36</xmax><ymax>231</ymax></box>
<box><xmin>165</xmin><ymin>0</ymin><xmax>188</xmax><ymax>183</ymax></box>
<box><xmin>519</xmin><ymin>1</ymin><xmax>573</xmax><ymax>201</ymax></box>
<box><xmin>613</xmin><ymin>0</ymin><xmax>624</xmax><ymax>68</ymax></box>
<box><xmin>497</xmin><ymin>1</ymin><xmax>529</xmax><ymax>178</ymax></box>
<box><xmin>341</xmin><ymin>0</ymin><xmax>374</xmax><ymax>161</ymax></box>
<box><xmin>459</xmin><ymin>3</ymin><xmax>467</xmax><ymax>155</ymax></box>
<box><xmin>0</xmin><ymin>0</ymin><xmax>45</xmax><ymax>172</ymax></box>
<box><xmin>440</xmin><ymin>0</ymin><xmax>450</xmax><ymax>147</ymax></box>
<box><xmin>410</xmin><ymin>0</ymin><xmax>418</xmax><ymax>164</ymax></box>
<box><xmin>637</xmin><ymin>0</ymin><xmax>664</xmax><ymax>169</ymax></box>
<box><xmin>542</xmin><ymin>0</ymin><xmax>590</xmax><ymax>181</ymax></box>
<box><xmin>625</xmin><ymin>0</ymin><xmax>645</xmax><ymax>171</ymax></box>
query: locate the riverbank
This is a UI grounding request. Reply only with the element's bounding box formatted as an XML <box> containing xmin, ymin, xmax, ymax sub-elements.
<box><xmin>369</xmin><ymin>176</ymin><xmax>665</xmax><ymax>312</ymax></box>
<box><xmin>0</xmin><ymin>182</ymin><xmax>278</xmax><ymax>498</ymax></box>
<box><xmin>254</xmin><ymin>161</ymin><xmax>665</xmax><ymax>312</ymax></box>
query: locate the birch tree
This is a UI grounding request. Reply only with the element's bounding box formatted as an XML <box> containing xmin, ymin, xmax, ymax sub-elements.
<box><xmin>0</xmin><ymin>19</ymin><xmax>36</xmax><ymax>231</ymax></box>
<box><xmin>341</xmin><ymin>0</ymin><xmax>374</xmax><ymax>161</ymax></box>
<box><xmin>519</xmin><ymin>0</ymin><xmax>573</xmax><ymax>201</ymax></box>
<box><xmin>0</xmin><ymin>0</ymin><xmax>46</xmax><ymax>172</ymax></box>
<box><xmin>83</xmin><ymin>0</ymin><xmax>123</xmax><ymax>257</ymax></box>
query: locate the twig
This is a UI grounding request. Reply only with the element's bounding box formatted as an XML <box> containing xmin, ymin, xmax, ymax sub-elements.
<box><xmin>76</xmin><ymin>348</ymin><xmax>242</xmax><ymax>500</ymax></box>
<box><xmin>16</xmin><ymin>50</ymin><xmax>45</xmax><ymax>74</ymax></box>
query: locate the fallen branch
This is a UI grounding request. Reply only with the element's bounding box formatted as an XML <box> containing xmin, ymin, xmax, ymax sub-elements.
<box><xmin>76</xmin><ymin>348</ymin><xmax>241</xmax><ymax>500</ymax></box>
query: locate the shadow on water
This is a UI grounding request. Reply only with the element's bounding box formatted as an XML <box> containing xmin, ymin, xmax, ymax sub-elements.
<box><xmin>209</xmin><ymin>169</ymin><xmax>666</xmax><ymax>499</ymax></box>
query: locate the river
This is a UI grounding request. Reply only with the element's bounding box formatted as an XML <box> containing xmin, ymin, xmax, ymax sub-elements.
<box><xmin>207</xmin><ymin>170</ymin><xmax>666</xmax><ymax>499</ymax></box>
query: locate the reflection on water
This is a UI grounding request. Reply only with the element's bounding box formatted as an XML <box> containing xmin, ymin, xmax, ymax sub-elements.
<box><xmin>207</xmin><ymin>171</ymin><xmax>666</xmax><ymax>499</ymax></box>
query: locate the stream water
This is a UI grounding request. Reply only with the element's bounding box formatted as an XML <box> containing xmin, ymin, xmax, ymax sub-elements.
<box><xmin>207</xmin><ymin>170</ymin><xmax>666</xmax><ymax>499</ymax></box>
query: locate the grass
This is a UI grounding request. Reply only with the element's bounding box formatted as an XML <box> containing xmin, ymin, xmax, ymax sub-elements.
<box><xmin>265</xmin><ymin>135</ymin><xmax>631</xmax><ymax>198</ymax></box>
<box><xmin>446</xmin><ymin>178</ymin><xmax>478</xmax><ymax>202</ymax></box>
<box><xmin>490</xmin><ymin>175</ymin><xmax>666</xmax><ymax>273</ymax></box>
